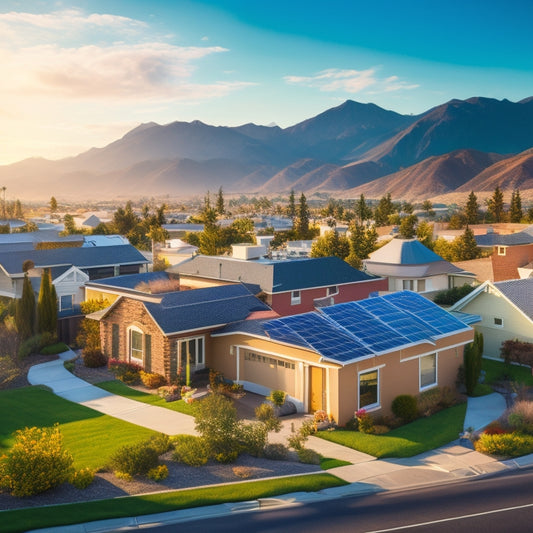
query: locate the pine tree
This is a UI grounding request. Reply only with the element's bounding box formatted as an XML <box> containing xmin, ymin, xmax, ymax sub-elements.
<box><xmin>355</xmin><ymin>194</ymin><xmax>372</xmax><ymax>223</ymax></box>
<box><xmin>398</xmin><ymin>214</ymin><xmax>418</xmax><ymax>239</ymax></box>
<box><xmin>216</xmin><ymin>186</ymin><xmax>225</xmax><ymax>215</ymax></box>
<box><xmin>295</xmin><ymin>193</ymin><xmax>310</xmax><ymax>239</ymax></box>
<box><xmin>374</xmin><ymin>193</ymin><xmax>395</xmax><ymax>226</ymax></box>
<box><xmin>37</xmin><ymin>269</ymin><xmax>57</xmax><ymax>336</ymax></box>
<box><xmin>310</xmin><ymin>230</ymin><xmax>350</xmax><ymax>259</ymax></box>
<box><xmin>287</xmin><ymin>190</ymin><xmax>296</xmax><ymax>220</ymax></box>
<box><xmin>421</xmin><ymin>200</ymin><xmax>435</xmax><ymax>218</ymax></box>
<box><xmin>15</xmin><ymin>273</ymin><xmax>35</xmax><ymax>340</ymax></box>
<box><xmin>63</xmin><ymin>214</ymin><xmax>77</xmax><ymax>235</ymax></box>
<box><xmin>487</xmin><ymin>186</ymin><xmax>505</xmax><ymax>223</ymax></box>
<box><xmin>464</xmin><ymin>191</ymin><xmax>480</xmax><ymax>225</ymax></box>
<box><xmin>454</xmin><ymin>226</ymin><xmax>480</xmax><ymax>261</ymax></box>
<box><xmin>509</xmin><ymin>189</ymin><xmax>523</xmax><ymax>223</ymax></box>
<box><xmin>50</xmin><ymin>197</ymin><xmax>58</xmax><ymax>217</ymax></box>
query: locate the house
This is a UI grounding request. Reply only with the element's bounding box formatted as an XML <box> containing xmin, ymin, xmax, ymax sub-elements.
<box><xmin>96</xmin><ymin>288</ymin><xmax>473</xmax><ymax>425</ymax></box>
<box><xmin>450</xmin><ymin>278</ymin><xmax>533</xmax><ymax>360</ymax></box>
<box><xmin>169</xmin><ymin>255</ymin><xmax>388</xmax><ymax>315</ymax></box>
<box><xmin>157</xmin><ymin>239</ymin><xmax>198</xmax><ymax>266</ymax></box>
<box><xmin>363</xmin><ymin>238</ymin><xmax>476</xmax><ymax>296</ymax></box>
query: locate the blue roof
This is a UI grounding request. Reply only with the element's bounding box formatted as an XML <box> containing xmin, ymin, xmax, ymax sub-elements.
<box><xmin>261</xmin><ymin>291</ymin><xmax>469</xmax><ymax>364</ymax></box>
<box><xmin>87</xmin><ymin>271</ymin><xmax>171</xmax><ymax>290</ymax></box>
<box><xmin>476</xmin><ymin>226</ymin><xmax>533</xmax><ymax>247</ymax></box>
<box><xmin>268</xmin><ymin>256</ymin><xmax>378</xmax><ymax>293</ymax></box>
<box><xmin>0</xmin><ymin>245</ymin><xmax>148</xmax><ymax>275</ymax></box>
<box><xmin>141</xmin><ymin>283</ymin><xmax>271</xmax><ymax>334</ymax></box>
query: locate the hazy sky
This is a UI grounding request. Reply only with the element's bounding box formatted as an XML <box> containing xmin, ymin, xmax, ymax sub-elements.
<box><xmin>1</xmin><ymin>0</ymin><xmax>532</xmax><ymax>164</ymax></box>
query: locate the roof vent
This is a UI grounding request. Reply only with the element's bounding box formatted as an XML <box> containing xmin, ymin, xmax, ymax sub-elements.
<box><xmin>487</xmin><ymin>226</ymin><xmax>494</xmax><ymax>234</ymax></box>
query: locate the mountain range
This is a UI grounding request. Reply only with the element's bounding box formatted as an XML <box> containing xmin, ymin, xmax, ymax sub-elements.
<box><xmin>2</xmin><ymin>96</ymin><xmax>533</xmax><ymax>202</ymax></box>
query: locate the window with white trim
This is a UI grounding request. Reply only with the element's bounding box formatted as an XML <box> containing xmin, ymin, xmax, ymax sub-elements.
<box><xmin>358</xmin><ymin>369</ymin><xmax>379</xmax><ymax>409</ymax></box>
<box><xmin>402</xmin><ymin>279</ymin><xmax>414</xmax><ymax>291</ymax></box>
<box><xmin>178</xmin><ymin>336</ymin><xmax>205</xmax><ymax>371</ymax></box>
<box><xmin>420</xmin><ymin>353</ymin><xmax>437</xmax><ymax>390</ymax></box>
<box><xmin>327</xmin><ymin>286</ymin><xmax>338</xmax><ymax>296</ymax></box>
<box><xmin>59</xmin><ymin>294</ymin><xmax>73</xmax><ymax>311</ymax></box>
<box><xmin>417</xmin><ymin>279</ymin><xmax>426</xmax><ymax>292</ymax></box>
<box><xmin>494</xmin><ymin>317</ymin><xmax>504</xmax><ymax>327</ymax></box>
<box><xmin>128</xmin><ymin>326</ymin><xmax>144</xmax><ymax>364</ymax></box>
<box><xmin>291</xmin><ymin>290</ymin><xmax>301</xmax><ymax>305</ymax></box>
<box><xmin>497</xmin><ymin>246</ymin><xmax>506</xmax><ymax>256</ymax></box>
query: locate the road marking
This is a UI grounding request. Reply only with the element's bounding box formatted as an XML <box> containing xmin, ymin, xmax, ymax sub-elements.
<box><xmin>366</xmin><ymin>502</ymin><xmax>533</xmax><ymax>532</ymax></box>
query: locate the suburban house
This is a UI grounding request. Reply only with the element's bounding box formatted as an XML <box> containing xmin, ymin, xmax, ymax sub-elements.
<box><xmin>94</xmin><ymin>284</ymin><xmax>474</xmax><ymax>425</ymax></box>
<box><xmin>169</xmin><ymin>255</ymin><xmax>388</xmax><ymax>316</ymax></box>
<box><xmin>450</xmin><ymin>278</ymin><xmax>533</xmax><ymax>360</ymax></box>
<box><xmin>363</xmin><ymin>238</ymin><xmax>476</xmax><ymax>297</ymax></box>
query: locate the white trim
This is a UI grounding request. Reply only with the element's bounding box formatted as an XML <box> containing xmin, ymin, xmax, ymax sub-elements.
<box><xmin>419</xmin><ymin>353</ymin><xmax>438</xmax><ymax>391</ymax></box>
<box><xmin>177</xmin><ymin>335</ymin><xmax>205</xmax><ymax>370</ymax></box>
<box><xmin>357</xmin><ymin>364</ymin><xmax>385</xmax><ymax>410</ymax></box>
<box><xmin>271</xmin><ymin>276</ymin><xmax>388</xmax><ymax>295</ymax></box>
<box><xmin>497</xmin><ymin>246</ymin><xmax>507</xmax><ymax>256</ymax></box>
<box><xmin>493</xmin><ymin>317</ymin><xmax>504</xmax><ymax>328</ymax></box>
<box><xmin>127</xmin><ymin>325</ymin><xmax>144</xmax><ymax>365</ymax></box>
<box><xmin>291</xmin><ymin>290</ymin><xmax>301</xmax><ymax>305</ymax></box>
<box><xmin>400</xmin><ymin>339</ymin><xmax>471</xmax><ymax>362</ymax></box>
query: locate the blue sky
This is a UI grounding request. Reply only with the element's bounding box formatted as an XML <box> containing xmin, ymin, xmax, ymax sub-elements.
<box><xmin>0</xmin><ymin>0</ymin><xmax>532</xmax><ymax>164</ymax></box>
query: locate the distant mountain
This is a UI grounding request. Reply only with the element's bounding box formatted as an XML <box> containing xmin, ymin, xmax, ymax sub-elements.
<box><xmin>1</xmin><ymin>96</ymin><xmax>533</xmax><ymax>200</ymax></box>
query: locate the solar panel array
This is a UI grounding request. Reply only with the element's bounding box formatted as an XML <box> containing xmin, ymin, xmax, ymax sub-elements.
<box><xmin>263</xmin><ymin>290</ymin><xmax>468</xmax><ymax>364</ymax></box>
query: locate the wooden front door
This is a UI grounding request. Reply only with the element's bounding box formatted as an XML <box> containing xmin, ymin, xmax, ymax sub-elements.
<box><xmin>309</xmin><ymin>366</ymin><xmax>325</xmax><ymax>412</ymax></box>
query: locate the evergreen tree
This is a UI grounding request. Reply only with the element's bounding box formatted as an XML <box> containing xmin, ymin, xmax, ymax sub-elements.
<box><xmin>454</xmin><ymin>226</ymin><xmax>480</xmax><ymax>261</ymax></box>
<box><xmin>50</xmin><ymin>197</ymin><xmax>58</xmax><ymax>217</ymax></box>
<box><xmin>486</xmin><ymin>186</ymin><xmax>505</xmax><ymax>223</ymax></box>
<box><xmin>62</xmin><ymin>214</ymin><xmax>77</xmax><ymax>235</ymax></box>
<box><xmin>464</xmin><ymin>191</ymin><xmax>480</xmax><ymax>225</ymax></box>
<box><xmin>416</xmin><ymin>220</ymin><xmax>434</xmax><ymax>249</ymax></box>
<box><xmin>14</xmin><ymin>200</ymin><xmax>23</xmax><ymax>219</ymax></box>
<box><xmin>509</xmin><ymin>189</ymin><xmax>523</xmax><ymax>223</ymax></box>
<box><xmin>295</xmin><ymin>193</ymin><xmax>310</xmax><ymax>239</ymax></box>
<box><xmin>15</xmin><ymin>273</ymin><xmax>35</xmax><ymax>340</ymax></box>
<box><xmin>398</xmin><ymin>214</ymin><xmax>418</xmax><ymax>239</ymax></box>
<box><xmin>37</xmin><ymin>269</ymin><xmax>57</xmax><ymax>336</ymax></box>
<box><xmin>374</xmin><ymin>193</ymin><xmax>395</xmax><ymax>226</ymax></box>
<box><xmin>310</xmin><ymin>230</ymin><xmax>350</xmax><ymax>259</ymax></box>
<box><xmin>287</xmin><ymin>189</ymin><xmax>296</xmax><ymax>220</ymax></box>
<box><xmin>216</xmin><ymin>186</ymin><xmax>225</xmax><ymax>215</ymax></box>
<box><xmin>421</xmin><ymin>200</ymin><xmax>435</xmax><ymax>218</ymax></box>
<box><xmin>112</xmin><ymin>201</ymin><xmax>140</xmax><ymax>236</ymax></box>
<box><xmin>355</xmin><ymin>194</ymin><xmax>372</xmax><ymax>223</ymax></box>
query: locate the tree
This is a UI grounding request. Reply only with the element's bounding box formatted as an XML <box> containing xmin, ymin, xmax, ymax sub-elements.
<box><xmin>464</xmin><ymin>331</ymin><xmax>483</xmax><ymax>396</ymax></box>
<box><xmin>37</xmin><ymin>269</ymin><xmax>57</xmax><ymax>337</ymax></box>
<box><xmin>486</xmin><ymin>186</ymin><xmax>505</xmax><ymax>223</ymax></box>
<box><xmin>416</xmin><ymin>220</ymin><xmax>434</xmax><ymax>249</ymax></box>
<box><xmin>15</xmin><ymin>273</ymin><xmax>35</xmax><ymax>340</ymax></box>
<box><xmin>50</xmin><ymin>197</ymin><xmax>58</xmax><ymax>218</ymax></box>
<box><xmin>398</xmin><ymin>214</ymin><xmax>418</xmax><ymax>239</ymax></box>
<box><xmin>112</xmin><ymin>201</ymin><xmax>140</xmax><ymax>236</ymax></box>
<box><xmin>310</xmin><ymin>230</ymin><xmax>350</xmax><ymax>259</ymax></box>
<box><xmin>454</xmin><ymin>226</ymin><xmax>481</xmax><ymax>261</ymax></box>
<box><xmin>14</xmin><ymin>200</ymin><xmax>23</xmax><ymax>219</ymax></box>
<box><xmin>62</xmin><ymin>214</ymin><xmax>77</xmax><ymax>235</ymax></box>
<box><xmin>295</xmin><ymin>193</ymin><xmax>310</xmax><ymax>239</ymax></box>
<box><xmin>509</xmin><ymin>189</ymin><xmax>523</xmax><ymax>223</ymax></box>
<box><xmin>146</xmin><ymin>224</ymin><xmax>169</xmax><ymax>266</ymax></box>
<box><xmin>464</xmin><ymin>191</ymin><xmax>480</xmax><ymax>225</ymax></box>
<box><xmin>355</xmin><ymin>194</ymin><xmax>372</xmax><ymax>223</ymax></box>
<box><xmin>216</xmin><ymin>186</ymin><xmax>225</xmax><ymax>215</ymax></box>
<box><xmin>374</xmin><ymin>193</ymin><xmax>395</xmax><ymax>226</ymax></box>
<box><xmin>421</xmin><ymin>200</ymin><xmax>435</xmax><ymax>218</ymax></box>
<box><xmin>76</xmin><ymin>298</ymin><xmax>109</xmax><ymax>357</ymax></box>
<box><xmin>287</xmin><ymin>190</ymin><xmax>296</xmax><ymax>221</ymax></box>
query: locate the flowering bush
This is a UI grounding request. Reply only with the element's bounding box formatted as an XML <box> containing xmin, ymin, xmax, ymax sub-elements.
<box><xmin>147</xmin><ymin>464</ymin><xmax>169</xmax><ymax>482</ymax></box>
<box><xmin>483</xmin><ymin>421</ymin><xmax>508</xmax><ymax>435</ymax></box>
<box><xmin>108</xmin><ymin>359</ymin><xmax>142</xmax><ymax>384</ymax></box>
<box><xmin>140</xmin><ymin>371</ymin><xmax>167</xmax><ymax>389</ymax></box>
<box><xmin>475</xmin><ymin>432</ymin><xmax>533</xmax><ymax>457</ymax></box>
<box><xmin>181</xmin><ymin>386</ymin><xmax>197</xmax><ymax>403</ymax></box>
<box><xmin>158</xmin><ymin>385</ymin><xmax>180</xmax><ymax>402</ymax></box>
<box><xmin>70</xmin><ymin>468</ymin><xmax>95</xmax><ymax>489</ymax></box>
<box><xmin>356</xmin><ymin>409</ymin><xmax>375</xmax><ymax>434</ymax></box>
<box><xmin>0</xmin><ymin>425</ymin><xmax>73</xmax><ymax>496</ymax></box>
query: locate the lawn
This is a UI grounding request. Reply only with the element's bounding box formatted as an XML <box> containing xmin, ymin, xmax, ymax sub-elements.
<box><xmin>96</xmin><ymin>380</ymin><xmax>196</xmax><ymax>415</ymax></box>
<box><xmin>0</xmin><ymin>387</ymin><xmax>157</xmax><ymax>469</ymax></box>
<box><xmin>482</xmin><ymin>358</ymin><xmax>533</xmax><ymax>387</ymax></box>
<box><xmin>316</xmin><ymin>403</ymin><xmax>467</xmax><ymax>458</ymax></box>
<box><xmin>0</xmin><ymin>473</ymin><xmax>346</xmax><ymax>533</ymax></box>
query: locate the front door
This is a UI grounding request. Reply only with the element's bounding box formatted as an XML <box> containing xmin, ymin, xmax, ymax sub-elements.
<box><xmin>309</xmin><ymin>366</ymin><xmax>325</xmax><ymax>412</ymax></box>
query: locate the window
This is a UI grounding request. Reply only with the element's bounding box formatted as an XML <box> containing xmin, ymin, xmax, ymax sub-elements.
<box><xmin>178</xmin><ymin>336</ymin><xmax>205</xmax><ymax>371</ymax></box>
<box><xmin>497</xmin><ymin>246</ymin><xmax>506</xmax><ymax>256</ymax></box>
<box><xmin>402</xmin><ymin>280</ymin><xmax>414</xmax><ymax>291</ymax></box>
<box><xmin>291</xmin><ymin>290</ymin><xmax>301</xmax><ymax>305</ymax></box>
<box><xmin>417</xmin><ymin>279</ymin><xmax>426</xmax><ymax>292</ymax></box>
<box><xmin>59</xmin><ymin>294</ymin><xmax>73</xmax><ymax>311</ymax></box>
<box><xmin>420</xmin><ymin>353</ymin><xmax>437</xmax><ymax>390</ymax></box>
<box><xmin>327</xmin><ymin>286</ymin><xmax>338</xmax><ymax>296</ymax></box>
<box><xmin>359</xmin><ymin>369</ymin><xmax>379</xmax><ymax>409</ymax></box>
<box><xmin>129</xmin><ymin>327</ymin><xmax>143</xmax><ymax>364</ymax></box>
<box><xmin>494</xmin><ymin>317</ymin><xmax>504</xmax><ymax>327</ymax></box>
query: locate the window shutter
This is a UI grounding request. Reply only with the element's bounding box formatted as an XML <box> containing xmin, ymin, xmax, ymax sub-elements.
<box><xmin>112</xmin><ymin>324</ymin><xmax>119</xmax><ymax>359</ymax></box>
<box><xmin>170</xmin><ymin>341</ymin><xmax>178</xmax><ymax>379</ymax></box>
<box><xmin>144</xmin><ymin>334</ymin><xmax>152</xmax><ymax>373</ymax></box>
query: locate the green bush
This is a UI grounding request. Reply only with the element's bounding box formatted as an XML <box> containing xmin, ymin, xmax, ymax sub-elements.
<box><xmin>18</xmin><ymin>334</ymin><xmax>46</xmax><ymax>359</ymax></box>
<box><xmin>110</xmin><ymin>441</ymin><xmax>159</xmax><ymax>478</ymax></box>
<box><xmin>357</xmin><ymin>413</ymin><xmax>375</xmax><ymax>434</ymax></box>
<box><xmin>392</xmin><ymin>394</ymin><xmax>418</xmax><ymax>423</ymax></box>
<box><xmin>140</xmin><ymin>371</ymin><xmax>167</xmax><ymax>389</ymax></box>
<box><xmin>255</xmin><ymin>403</ymin><xmax>282</xmax><ymax>432</ymax></box>
<box><xmin>344</xmin><ymin>417</ymin><xmax>359</xmax><ymax>431</ymax></box>
<box><xmin>504</xmin><ymin>401</ymin><xmax>533</xmax><ymax>435</ymax></box>
<box><xmin>0</xmin><ymin>425</ymin><xmax>73</xmax><ymax>497</ymax></box>
<box><xmin>172</xmin><ymin>435</ymin><xmax>209</xmax><ymax>466</ymax></box>
<box><xmin>433</xmin><ymin>285</ymin><xmax>475</xmax><ymax>306</ymax></box>
<box><xmin>82</xmin><ymin>350</ymin><xmax>108</xmax><ymax>368</ymax></box>
<box><xmin>147</xmin><ymin>464</ymin><xmax>169</xmax><ymax>481</ymax></box>
<box><xmin>268</xmin><ymin>390</ymin><xmax>286</xmax><ymax>407</ymax></box>
<box><xmin>474</xmin><ymin>432</ymin><xmax>533</xmax><ymax>457</ymax></box>
<box><xmin>147</xmin><ymin>433</ymin><xmax>173</xmax><ymax>455</ymax></box>
<box><xmin>238</xmin><ymin>422</ymin><xmax>268</xmax><ymax>457</ymax></box>
<box><xmin>40</xmin><ymin>342</ymin><xmax>69</xmax><ymax>355</ymax></box>
<box><xmin>70</xmin><ymin>468</ymin><xmax>95</xmax><ymax>489</ymax></box>
<box><xmin>297</xmin><ymin>448</ymin><xmax>321</xmax><ymax>464</ymax></box>
<box><xmin>108</xmin><ymin>359</ymin><xmax>142</xmax><ymax>384</ymax></box>
<box><xmin>64</xmin><ymin>360</ymin><xmax>75</xmax><ymax>373</ymax></box>
<box><xmin>263</xmin><ymin>443</ymin><xmax>289</xmax><ymax>460</ymax></box>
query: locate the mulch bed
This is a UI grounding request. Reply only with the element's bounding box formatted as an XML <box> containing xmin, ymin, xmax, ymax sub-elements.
<box><xmin>0</xmin><ymin>353</ymin><xmax>59</xmax><ymax>390</ymax></box>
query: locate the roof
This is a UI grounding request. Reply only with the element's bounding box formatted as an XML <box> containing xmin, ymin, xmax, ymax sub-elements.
<box><xmin>86</xmin><ymin>271</ymin><xmax>172</xmax><ymax>291</ymax></box>
<box><xmin>171</xmin><ymin>255</ymin><xmax>379</xmax><ymax>294</ymax></box>
<box><xmin>217</xmin><ymin>291</ymin><xmax>471</xmax><ymax>365</ymax></box>
<box><xmin>142</xmin><ymin>283</ymin><xmax>271</xmax><ymax>334</ymax></box>
<box><xmin>475</xmin><ymin>226</ymin><xmax>533</xmax><ymax>247</ymax></box>
<box><xmin>494</xmin><ymin>278</ymin><xmax>533</xmax><ymax>319</ymax></box>
<box><xmin>453</xmin><ymin>257</ymin><xmax>494</xmax><ymax>283</ymax></box>
<box><xmin>0</xmin><ymin>244</ymin><xmax>148</xmax><ymax>276</ymax></box>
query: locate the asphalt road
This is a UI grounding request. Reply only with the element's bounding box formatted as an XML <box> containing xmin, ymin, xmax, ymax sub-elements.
<box><xmin>140</xmin><ymin>468</ymin><xmax>533</xmax><ymax>532</ymax></box>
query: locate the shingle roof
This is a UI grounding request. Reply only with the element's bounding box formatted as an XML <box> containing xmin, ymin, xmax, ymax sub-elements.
<box><xmin>87</xmin><ymin>271</ymin><xmax>171</xmax><ymax>291</ymax></box>
<box><xmin>142</xmin><ymin>283</ymin><xmax>271</xmax><ymax>334</ymax></box>
<box><xmin>475</xmin><ymin>226</ymin><xmax>533</xmax><ymax>247</ymax></box>
<box><xmin>494</xmin><ymin>278</ymin><xmax>533</xmax><ymax>319</ymax></box>
<box><xmin>0</xmin><ymin>245</ymin><xmax>148</xmax><ymax>276</ymax></box>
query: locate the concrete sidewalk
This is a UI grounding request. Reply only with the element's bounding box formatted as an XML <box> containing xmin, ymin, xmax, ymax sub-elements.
<box><xmin>27</xmin><ymin>350</ymin><xmax>197</xmax><ymax>435</ymax></box>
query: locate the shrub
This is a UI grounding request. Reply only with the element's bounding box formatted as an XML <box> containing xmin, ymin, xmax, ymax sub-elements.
<box><xmin>82</xmin><ymin>350</ymin><xmax>108</xmax><ymax>368</ymax></box>
<box><xmin>263</xmin><ymin>443</ymin><xmax>289</xmax><ymax>461</ymax></box>
<box><xmin>483</xmin><ymin>421</ymin><xmax>508</xmax><ymax>435</ymax></box>
<box><xmin>268</xmin><ymin>390</ymin><xmax>286</xmax><ymax>407</ymax></box>
<box><xmin>474</xmin><ymin>432</ymin><xmax>533</xmax><ymax>457</ymax></box>
<box><xmin>504</xmin><ymin>401</ymin><xmax>533</xmax><ymax>435</ymax></box>
<box><xmin>255</xmin><ymin>403</ymin><xmax>282</xmax><ymax>432</ymax></box>
<box><xmin>147</xmin><ymin>464</ymin><xmax>169</xmax><ymax>482</ymax></box>
<box><xmin>357</xmin><ymin>413</ymin><xmax>375</xmax><ymax>434</ymax></box>
<box><xmin>158</xmin><ymin>385</ymin><xmax>180</xmax><ymax>402</ymax></box>
<box><xmin>391</xmin><ymin>394</ymin><xmax>418</xmax><ymax>423</ymax></box>
<box><xmin>373</xmin><ymin>425</ymin><xmax>390</xmax><ymax>435</ymax></box>
<box><xmin>287</xmin><ymin>419</ymin><xmax>314</xmax><ymax>450</ymax></box>
<box><xmin>0</xmin><ymin>425</ymin><xmax>73</xmax><ymax>497</ymax></box>
<box><xmin>140</xmin><ymin>371</ymin><xmax>167</xmax><ymax>389</ymax></box>
<box><xmin>110</xmin><ymin>441</ymin><xmax>159</xmax><ymax>478</ymax></box>
<box><xmin>108</xmin><ymin>359</ymin><xmax>142</xmax><ymax>384</ymax></box>
<box><xmin>297</xmin><ymin>448</ymin><xmax>321</xmax><ymax>464</ymax></box>
<box><xmin>172</xmin><ymin>435</ymin><xmax>209</xmax><ymax>466</ymax></box>
<box><xmin>232</xmin><ymin>466</ymin><xmax>254</xmax><ymax>479</ymax></box>
<box><xmin>214</xmin><ymin>450</ymin><xmax>239</xmax><ymax>463</ymax></box>
<box><xmin>344</xmin><ymin>417</ymin><xmax>359</xmax><ymax>431</ymax></box>
<box><xmin>433</xmin><ymin>285</ymin><xmax>475</xmax><ymax>306</ymax></box>
<box><xmin>64</xmin><ymin>360</ymin><xmax>75</xmax><ymax>373</ymax></box>
<box><xmin>40</xmin><ymin>342</ymin><xmax>69</xmax><ymax>355</ymax></box>
<box><xmin>147</xmin><ymin>433</ymin><xmax>173</xmax><ymax>455</ymax></box>
<box><xmin>18</xmin><ymin>334</ymin><xmax>45</xmax><ymax>359</ymax></box>
<box><xmin>500</xmin><ymin>339</ymin><xmax>533</xmax><ymax>367</ymax></box>
<box><xmin>70</xmin><ymin>468</ymin><xmax>95</xmax><ymax>489</ymax></box>
<box><xmin>417</xmin><ymin>388</ymin><xmax>442</xmax><ymax>417</ymax></box>
<box><xmin>238</xmin><ymin>422</ymin><xmax>268</xmax><ymax>457</ymax></box>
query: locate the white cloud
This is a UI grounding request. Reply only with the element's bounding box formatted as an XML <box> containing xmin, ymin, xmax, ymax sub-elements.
<box><xmin>284</xmin><ymin>68</ymin><xmax>419</xmax><ymax>94</ymax></box>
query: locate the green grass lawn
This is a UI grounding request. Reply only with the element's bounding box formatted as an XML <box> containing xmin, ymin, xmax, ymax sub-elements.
<box><xmin>96</xmin><ymin>380</ymin><xmax>196</xmax><ymax>415</ymax></box>
<box><xmin>482</xmin><ymin>358</ymin><xmax>533</xmax><ymax>386</ymax></box>
<box><xmin>1</xmin><ymin>473</ymin><xmax>346</xmax><ymax>533</ymax></box>
<box><xmin>0</xmin><ymin>387</ymin><xmax>157</xmax><ymax>469</ymax></box>
<box><xmin>316</xmin><ymin>403</ymin><xmax>467</xmax><ymax>458</ymax></box>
